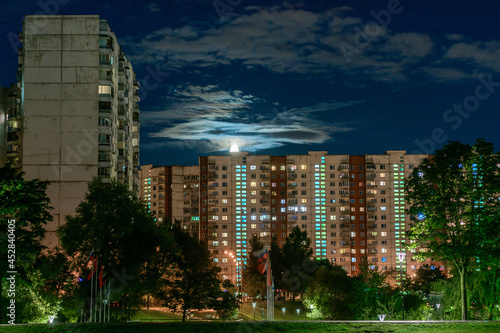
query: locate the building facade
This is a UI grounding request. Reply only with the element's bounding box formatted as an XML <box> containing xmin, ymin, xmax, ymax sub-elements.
<box><xmin>2</xmin><ymin>15</ymin><xmax>140</xmax><ymax>247</ymax></box>
<box><xmin>140</xmin><ymin>150</ymin><xmax>445</xmax><ymax>287</ymax></box>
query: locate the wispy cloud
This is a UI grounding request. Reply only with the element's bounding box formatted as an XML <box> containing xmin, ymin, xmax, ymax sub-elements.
<box><xmin>123</xmin><ymin>5</ymin><xmax>500</xmax><ymax>84</ymax></box>
<box><xmin>141</xmin><ymin>85</ymin><xmax>360</xmax><ymax>152</ymax></box>
<box><xmin>147</xmin><ymin>3</ymin><xmax>161</xmax><ymax>12</ymax></box>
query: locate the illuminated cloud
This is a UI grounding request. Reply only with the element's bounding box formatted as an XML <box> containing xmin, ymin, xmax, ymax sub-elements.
<box><xmin>141</xmin><ymin>85</ymin><xmax>360</xmax><ymax>152</ymax></box>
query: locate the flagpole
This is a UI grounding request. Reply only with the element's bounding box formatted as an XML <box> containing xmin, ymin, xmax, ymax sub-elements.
<box><xmin>103</xmin><ymin>279</ymin><xmax>106</xmax><ymax>323</ymax></box>
<box><xmin>108</xmin><ymin>285</ymin><xmax>111</xmax><ymax>322</ymax></box>
<box><xmin>95</xmin><ymin>257</ymin><xmax>98</xmax><ymax>323</ymax></box>
<box><xmin>100</xmin><ymin>269</ymin><xmax>103</xmax><ymax>322</ymax></box>
<box><xmin>90</xmin><ymin>255</ymin><xmax>94</xmax><ymax>322</ymax></box>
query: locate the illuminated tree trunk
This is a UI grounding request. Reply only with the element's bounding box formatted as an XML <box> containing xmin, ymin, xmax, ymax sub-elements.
<box><xmin>458</xmin><ymin>265</ymin><xmax>468</xmax><ymax>320</ymax></box>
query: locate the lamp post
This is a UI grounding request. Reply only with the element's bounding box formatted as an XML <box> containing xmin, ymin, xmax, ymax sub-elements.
<box><xmin>224</xmin><ymin>251</ymin><xmax>235</xmax><ymax>285</ymax></box>
<box><xmin>252</xmin><ymin>303</ymin><xmax>257</xmax><ymax>321</ymax></box>
<box><xmin>397</xmin><ymin>252</ymin><xmax>406</xmax><ymax>321</ymax></box>
<box><xmin>309</xmin><ymin>304</ymin><xmax>314</xmax><ymax>320</ymax></box>
<box><xmin>282</xmin><ymin>308</ymin><xmax>286</xmax><ymax>321</ymax></box>
<box><xmin>296</xmin><ymin>308</ymin><xmax>300</xmax><ymax>320</ymax></box>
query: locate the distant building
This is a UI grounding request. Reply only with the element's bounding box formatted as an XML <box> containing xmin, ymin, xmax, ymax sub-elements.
<box><xmin>140</xmin><ymin>150</ymin><xmax>446</xmax><ymax>287</ymax></box>
<box><xmin>0</xmin><ymin>83</ymin><xmax>21</xmax><ymax>167</ymax></box>
<box><xmin>1</xmin><ymin>15</ymin><xmax>140</xmax><ymax>247</ymax></box>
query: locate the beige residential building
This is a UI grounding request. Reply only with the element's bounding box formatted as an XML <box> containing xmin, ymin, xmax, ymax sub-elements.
<box><xmin>140</xmin><ymin>150</ymin><xmax>446</xmax><ymax>287</ymax></box>
<box><xmin>1</xmin><ymin>15</ymin><xmax>140</xmax><ymax>247</ymax></box>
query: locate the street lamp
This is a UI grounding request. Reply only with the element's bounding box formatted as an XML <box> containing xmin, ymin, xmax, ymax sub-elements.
<box><xmin>309</xmin><ymin>304</ymin><xmax>314</xmax><ymax>320</ymax></box>
<box><xmin>397</xmin><ymin>252</ymin><xmax>406</xmax><ymax>321</ymax></box>
<box><xmin>252</xmin><ymin>303</ymin><xmax>257</xmax><ymax>321</ymax></box>
<box><xmin>296</xmin><ymin>308</ymin><xmax>300</xmax><ymax>320</ymax></box>
<box><xmin>282</xmin><ymin>307</ymin><xmax>286</xmax><ymax>321</ymax></box>
<box><xmin>436</xmin><ymin>303</ymin><xmax>441</xmax><ymax>320</ymax></box>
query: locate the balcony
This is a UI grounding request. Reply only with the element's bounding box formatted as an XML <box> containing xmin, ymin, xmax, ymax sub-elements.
<box><xmin>339</xmin><ymin>215</ymin><xmax>350</xmax><ymax>222</ymax></box>
<box><xmin>339</xmin><ymin>173</ymin><xmax>349</xmax><ymax>179</ymax></box>
<box><xmin>367</xmin><ymin>224</ymin><xmax>377</xmax><ymax>230</ymax></box>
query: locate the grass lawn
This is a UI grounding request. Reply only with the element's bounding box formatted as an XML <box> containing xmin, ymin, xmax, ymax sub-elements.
<box><xmin>1</xmin><ymin>322</ymin><xmax>499</xmax><ymax>333</ymax></box>
<box><xmin>239</xmin><ymin>300</ymin><xmax>309</xmax><ymax>321</ymax></box>
<box><xmin>130</xmin><ymin>309</ymin><xmax>181</xmax><ymax>321</ymax></box>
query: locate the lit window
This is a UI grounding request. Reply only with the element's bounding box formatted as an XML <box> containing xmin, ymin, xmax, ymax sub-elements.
<box><xmin>98</xmin><ymin>85</ymin><xmax>111</xmax><ymax>94</ymax></box>
<box><xmin>301</xmin><ymin>165</ymin><xmax>307</xmax><ymax>170</ymax></box>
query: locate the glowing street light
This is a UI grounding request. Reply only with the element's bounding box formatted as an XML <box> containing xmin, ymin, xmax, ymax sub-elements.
<box><xmin>282</xmin><ymin>308</ymin><xmax>286</xmax><ymax>321</ymax></box>
<box><xmin>252</xmin><ymin>303</ymin><xmax>257</xmax><ymax>321</ymax></box>
<box><xmin>397</xmin><ymin>252</ymin><xmax>406</xmax><ymax>320</ymax></box>
<box><xmin>296</xmin><ymin>308</ymin><xmax>300</xmax><ymax>319</ymax></box>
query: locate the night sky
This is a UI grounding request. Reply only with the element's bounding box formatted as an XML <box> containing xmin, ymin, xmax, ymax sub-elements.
<box><xmin>1</xmin><ymin>0</ymin><xmax>500</xmax><ymax>166</ymax></box>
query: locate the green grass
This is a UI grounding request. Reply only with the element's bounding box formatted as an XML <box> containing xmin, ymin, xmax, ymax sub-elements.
<box><xmin>1</xmin><ymin>322</ymin><xmax>499</xmax><ymax>333</ymax></box>
<box><xmin>239</xmin><ymin>300</ymin><xmax>309</xmax><ymax>321</ymax></box>
<box><xmin>130</xmin><ymin>309</ymin><xmax>181</xmax><ymax>321</ymax></box>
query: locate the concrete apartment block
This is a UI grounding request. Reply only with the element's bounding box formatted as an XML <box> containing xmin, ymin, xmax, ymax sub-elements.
<box><xmin>140</xmin><ymin>151</ymin><xmax>446</xmax><ymax>287</ymax></box>
<box><xmin>2</xmin><ymin>15</ymin><xmax>140</xmax><ymax>247</ymax></box>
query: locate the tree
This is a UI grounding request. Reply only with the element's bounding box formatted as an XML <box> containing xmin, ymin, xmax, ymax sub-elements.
<box><xmin>0</xmin><ymin>164</ymin><xmax>63</xmax><ymax>323</ymax></box>
<box><xmin>405</xmin><ymin>139</ymin><xmax>500</xmax><ymax>320</ymax></box>
<box><xmin>410</xmin><ymin>264</ymin><xmax>447</xmax><ymax>295</ymax></box>
<box><xmin>242</xmin><ymin>235</ymin><xmax>265</xmax><ymax>299</ymax></box>
<box><xmin>302</xmin><ymin>265</ymin><xmax>352</xmax><ymax>319</ymax></box>
<box><xmin>210</xmin><ymin>280</ymin><xmax>239</xmax><ymax>320</ymax></box>
<box><xmin>57</xmin><ymin>177</ymin><xmax>169</xmax><ymax>320</ymax></box>
<box><xmin>281</xmin><ymin>226</ymin><xmax>314</xmax><ymax>301</ymax></box>
<box><xmin>158</xmin><ymin>224</ymin><xmax>226</xmax><ymax>322</ymax></box>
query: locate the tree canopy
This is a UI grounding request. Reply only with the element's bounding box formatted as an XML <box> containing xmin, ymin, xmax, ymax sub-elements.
<box><xmin>57</xmin><ymin>177</ymin><xmax>171</xmax><ymax>319</ymax></box>
<box><xmin>405</xmin><ymin>139</ymin><xmax>500</xmax><ymax>320</ymax></box>
<box><xmin>0</xmin><ymin>164</ymin><xmax>61</xmax><ymax>323</ymax></box>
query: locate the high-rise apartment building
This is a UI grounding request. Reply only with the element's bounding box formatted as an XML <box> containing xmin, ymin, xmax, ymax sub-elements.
<box><xmin>2</xmin><ymin>15</ymin><xmax>140</xmax><ymax>247</ymax></box>
<box><xmin>140</xmin><ymin>150</ymin><xmax>446</xmax><ymax>287</ymax></box>
<box><xmin>0</xmin><ymin>84</ymin><xmax>21</xmax><ymax>167</ymax></box>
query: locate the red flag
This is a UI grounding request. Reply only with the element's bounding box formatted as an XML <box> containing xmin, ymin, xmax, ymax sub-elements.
<box><xmin>98</xmin><ymin>266</ymin><xmax>104</xmax><ymax>288</ymax></box>
<box><xmin>85</xmin><ymin>250</ymin><xmax>95</xmax><ymax>270</ymax></box>
<box><xmin>254</xmin><ymin>248</ymin><xmax>268</xmax><ymax>275</ymax></box>
<box><xmin>87</xmin><ymin>263</ymin><xmax>97</xmax><ymax>280</ymax></box>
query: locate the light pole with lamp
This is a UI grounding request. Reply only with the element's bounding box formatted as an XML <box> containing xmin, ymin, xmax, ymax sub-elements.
<box><xmin>224</xmin><ymin>251</ymin><xmax>235</xmax><ymax>286</ymax></box>
<box><xmin>309</xmin><ymin>304</ymin><xmax>314</xmax><ymax>320</ymax></box>
<box><xmin>252</xmin><ymin>302</ymin><xmax>257</xmax><ymax>321</ymax></box>
<box><xmin>282</xmin><ymin>308</ymin><xmax>286</xmax><ymax>321</ymax></box>
<box><xmin>397</xmin><ymin>252</ymin><xmax>406</xmax><ymax>320</ymax></box>
<box><xmin>296</xmin><ymin>308</ymin><xmax>300</xmax><ymax>320</ymax></box>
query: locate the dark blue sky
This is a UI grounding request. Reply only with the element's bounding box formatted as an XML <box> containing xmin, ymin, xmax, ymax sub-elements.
<box><xmin>1</xmin><ymin>0</ymin><xmax>500</xmax><ymax>166</ymax></box>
